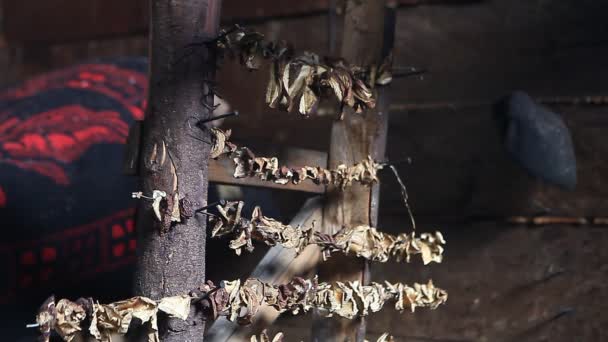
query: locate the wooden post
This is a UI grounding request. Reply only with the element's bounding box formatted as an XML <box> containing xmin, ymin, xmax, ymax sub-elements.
<box><xmin>312</xmin><ymin>1</ymin><xmax>394</xmax><ymax>341</ymax></box>
<box><xmin>134</xmin><ymin>1</ymin><xmax>222</xmax><ymax>341</ymax></box>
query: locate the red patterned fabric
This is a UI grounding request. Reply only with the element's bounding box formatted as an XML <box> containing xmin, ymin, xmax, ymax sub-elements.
<box><xmin>1</xmin><ymin>105</ymin><xmax>129</xmax><ymax>185</ymax></box>
<box><xmin>0</xmin><ymin>58</ymin><xmax>147</xmax><ymax>305</ymax></box>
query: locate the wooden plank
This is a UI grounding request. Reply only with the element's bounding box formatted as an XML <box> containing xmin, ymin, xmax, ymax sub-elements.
<box><xmin>311</xmin><ymin>1</ymin><xmax>390</xmax><ymax>341</ymax></box>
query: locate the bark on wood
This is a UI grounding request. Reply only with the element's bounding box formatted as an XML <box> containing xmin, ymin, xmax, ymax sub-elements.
<box><xmin>134</xmin><ymin>1</ymin><xmax>222</xmax><ymax>341</ymax></box>
<box><xmin>312</xmin><ymin>1</ymin><xmax>390</xmax><ymax>341</ymax></box>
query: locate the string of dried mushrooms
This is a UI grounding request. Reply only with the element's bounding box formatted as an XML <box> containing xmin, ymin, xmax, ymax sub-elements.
<box><xmin>34</xmin><ymin>277</ymin><xmax>446</xmax><ymax>342</ymax></box>
<box><xmin>34</xmin><ymin>294</ymin><xmax>191</xmax><ymax>342</ymax></box>
<box><xmin>211</xmin><ymin>127</ymin><xmax>383</xmax><ymax>188</ymax></box>
<box><xmin>210</xmin><ymin>200</ymin><xmax>445</xmax><ymax>265</ymax></box>
<box><xmin>198</xmin><ymin>277</ymin><xmax>447</xmax><ymax>322</ymax></box>
<box><xmin>250</xmin><ymin>330</ymin><xmax>395</xmax><ymax>342</ymax></box>
<box><xmin>131</xmin><ymin>128</ymin><xmax>404</xmax><ymax>227</ymax></box>
<box><xmin>216</xmin><ymin>25</ymin><xmax>391</xmax><ymax>117</ymax></box>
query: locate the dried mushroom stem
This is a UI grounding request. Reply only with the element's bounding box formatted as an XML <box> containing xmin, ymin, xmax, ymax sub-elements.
<box><xmin>210</xmin><ymin>128</ymin><xmax>382</xmax><ymax>188</ymax></box>
<box><xmin>217</xmin><ymin>25</ymin><xmax>391</xmax><ymax>117</ymax></box>
<box><xmin>131</xmin><ymin>190</ymin><xmax>196</xmax><ymax>232</ymax></box>
<box><xmin>210</xmin><ymin>201</ymin><xmax>445</xmax><ymax>265</ymax></box>
<box><xmin>36</xmin><ymin>278</ymin><xmax>445</xmax><ymax>341</ymax></box>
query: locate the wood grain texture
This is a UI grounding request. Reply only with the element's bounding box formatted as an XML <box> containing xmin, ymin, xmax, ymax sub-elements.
<box><xmin>312</xmin><ymin>1</ymin><xmax>389</xmax><ymax>341</ymax></box>
<box><xmin>133</xmin><ymin>1</ymin><xmax>222</xmax><ymax>341</ymax></box>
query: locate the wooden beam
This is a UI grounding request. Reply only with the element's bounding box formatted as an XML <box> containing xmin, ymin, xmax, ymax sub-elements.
<box><xmin>311</xmin><ymin>1</ymin><xmax>393</xmax><ymax>341</ymax></box>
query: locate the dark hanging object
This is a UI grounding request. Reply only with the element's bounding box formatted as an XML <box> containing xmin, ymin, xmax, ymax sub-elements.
<box><xmin>494</xmin><ymin>91</ymin><xmax>577</xmax><ymax>190</ymax></box>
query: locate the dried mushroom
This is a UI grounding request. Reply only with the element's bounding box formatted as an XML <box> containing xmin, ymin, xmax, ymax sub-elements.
<box><xmin>132</xmin><ymin>190</ymin><xmax>196</xmax><ymax>231</ymax></box>
<box><xmin>210</xmin><ymin>128</ymin><xmax>382</xmax><ymax>188</ymax></box>
<box><xmin>33</xmin><ymin>295</ymin><xmax>191</xmax><ymax>342</ymax></box>
<box><xmin>35</xmin><ymin>279</ymin><xmax>444</xmax><ymax>341</ymax></box>
<box><xmin>330</xmin><ymin>226</ymin><xmax>446</xmax><ymax>265</ymax></box>
<box><xmin>210</xmin><ymin>201</ymin><xmax>445</xmax><ymax>266</ymax></box>
<box><xmin>251</xmin><ymin>331</ymin><xmax>394</xmax><ymax>342</ymax></box>
<box><xmin>370</xmin><ymin>333</ymin><xmax>395</xmax><ymax>342</ymax></box>
<box><xmin>197</xmin><ymin>276</ymin><xmax>446</xmax><ymax>324</ymax></box>
<box><xmin>251</xmin><ymin>330</ymin><xmax>285</xmax><ymax>342</ymax></box>
<box><xmin>210</xmin><ymin>127</ymin><xmax>237</xmax><ymax>159</ymax></box>
<box><xmin>35</xmin><ymin>296</ymin><xmax>56</xmax><ymax>342</ymax></box>
<box><xmin>54</xmin><ymin>299</ymin><xmax>87</xmax><ymax>341</ymax></box>
<box><xmin>217</xmin><ymin>25</ymin><xmax>390</xmax><ymax>117</ymax></box>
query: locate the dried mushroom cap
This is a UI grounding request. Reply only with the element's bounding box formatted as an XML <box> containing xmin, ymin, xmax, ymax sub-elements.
<box><xmin>89</xmin><ymin>302</ymin><xmax>133</xmax><ymax>341</ymax></box>
<box><xmin>158</xmin><ymin>295</ymin><xmax>192</xmax><ymax>320</ymax></box>
<box><xmin>418</xmin><ymin>231</ymin><xmax>446</xmax><ymax>265</ymax></box>
<box><xmin>251</xmin><ymin>330</ymin><xmax>284</xmax><ymax>342</ymax></box>
<box><xmin>390</xmin><ymin>231</ymin><xmax>446</xmax><ymax>265</ymax></box>
<box><xmin>54</xmin><ymin>299</ymin><xmax>86</xmax><ymax>342</ymax></box>
<box><xmin>210</xmin><ymin>128</ymin><xmax>236</xmax><ymax>159</ymax></box>
<box><xmin>36</xmin><ymin>296</ymin><xmax>56</xmax><ymax>342</ymax></box>
<box><xmin>151</xmin><ymin>190</ymin><xmax>167</xmax><ymax>222</ymax></box>
<box><xmin>132</xmin><ymin>190</ymin><xmax>196</xmax><ymax>232</ymax></box>
<box><xmin>109</xmin><ymin>296</ymin><xmax>160</xmax><ymax>342</ymax></box>
<box><xmin>386</xmin><ymin>279</ymin><xmax>448</xmax><ymax>313</ymax></box>
<box><xmin>370</xmin><ymin>333</ymin><xmax>395</xmax><ymax>342</ymax></box>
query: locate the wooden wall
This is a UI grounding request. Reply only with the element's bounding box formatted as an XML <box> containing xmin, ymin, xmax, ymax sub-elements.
<box><xmin>2</xmin><ymin>0</ymin><xmax>608</xmax><ymax>341</ymax></box>
<box><xmin>213</xmin><ymin>2</ymin><xmax>608</xmax><ymax>340</ymax></box>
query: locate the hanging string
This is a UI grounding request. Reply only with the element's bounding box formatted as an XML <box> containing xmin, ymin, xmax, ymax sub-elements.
<box><xmin>385</xmin><ymin>163</ymin><xmax>416</xmax><ymax>230</ymax></box>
